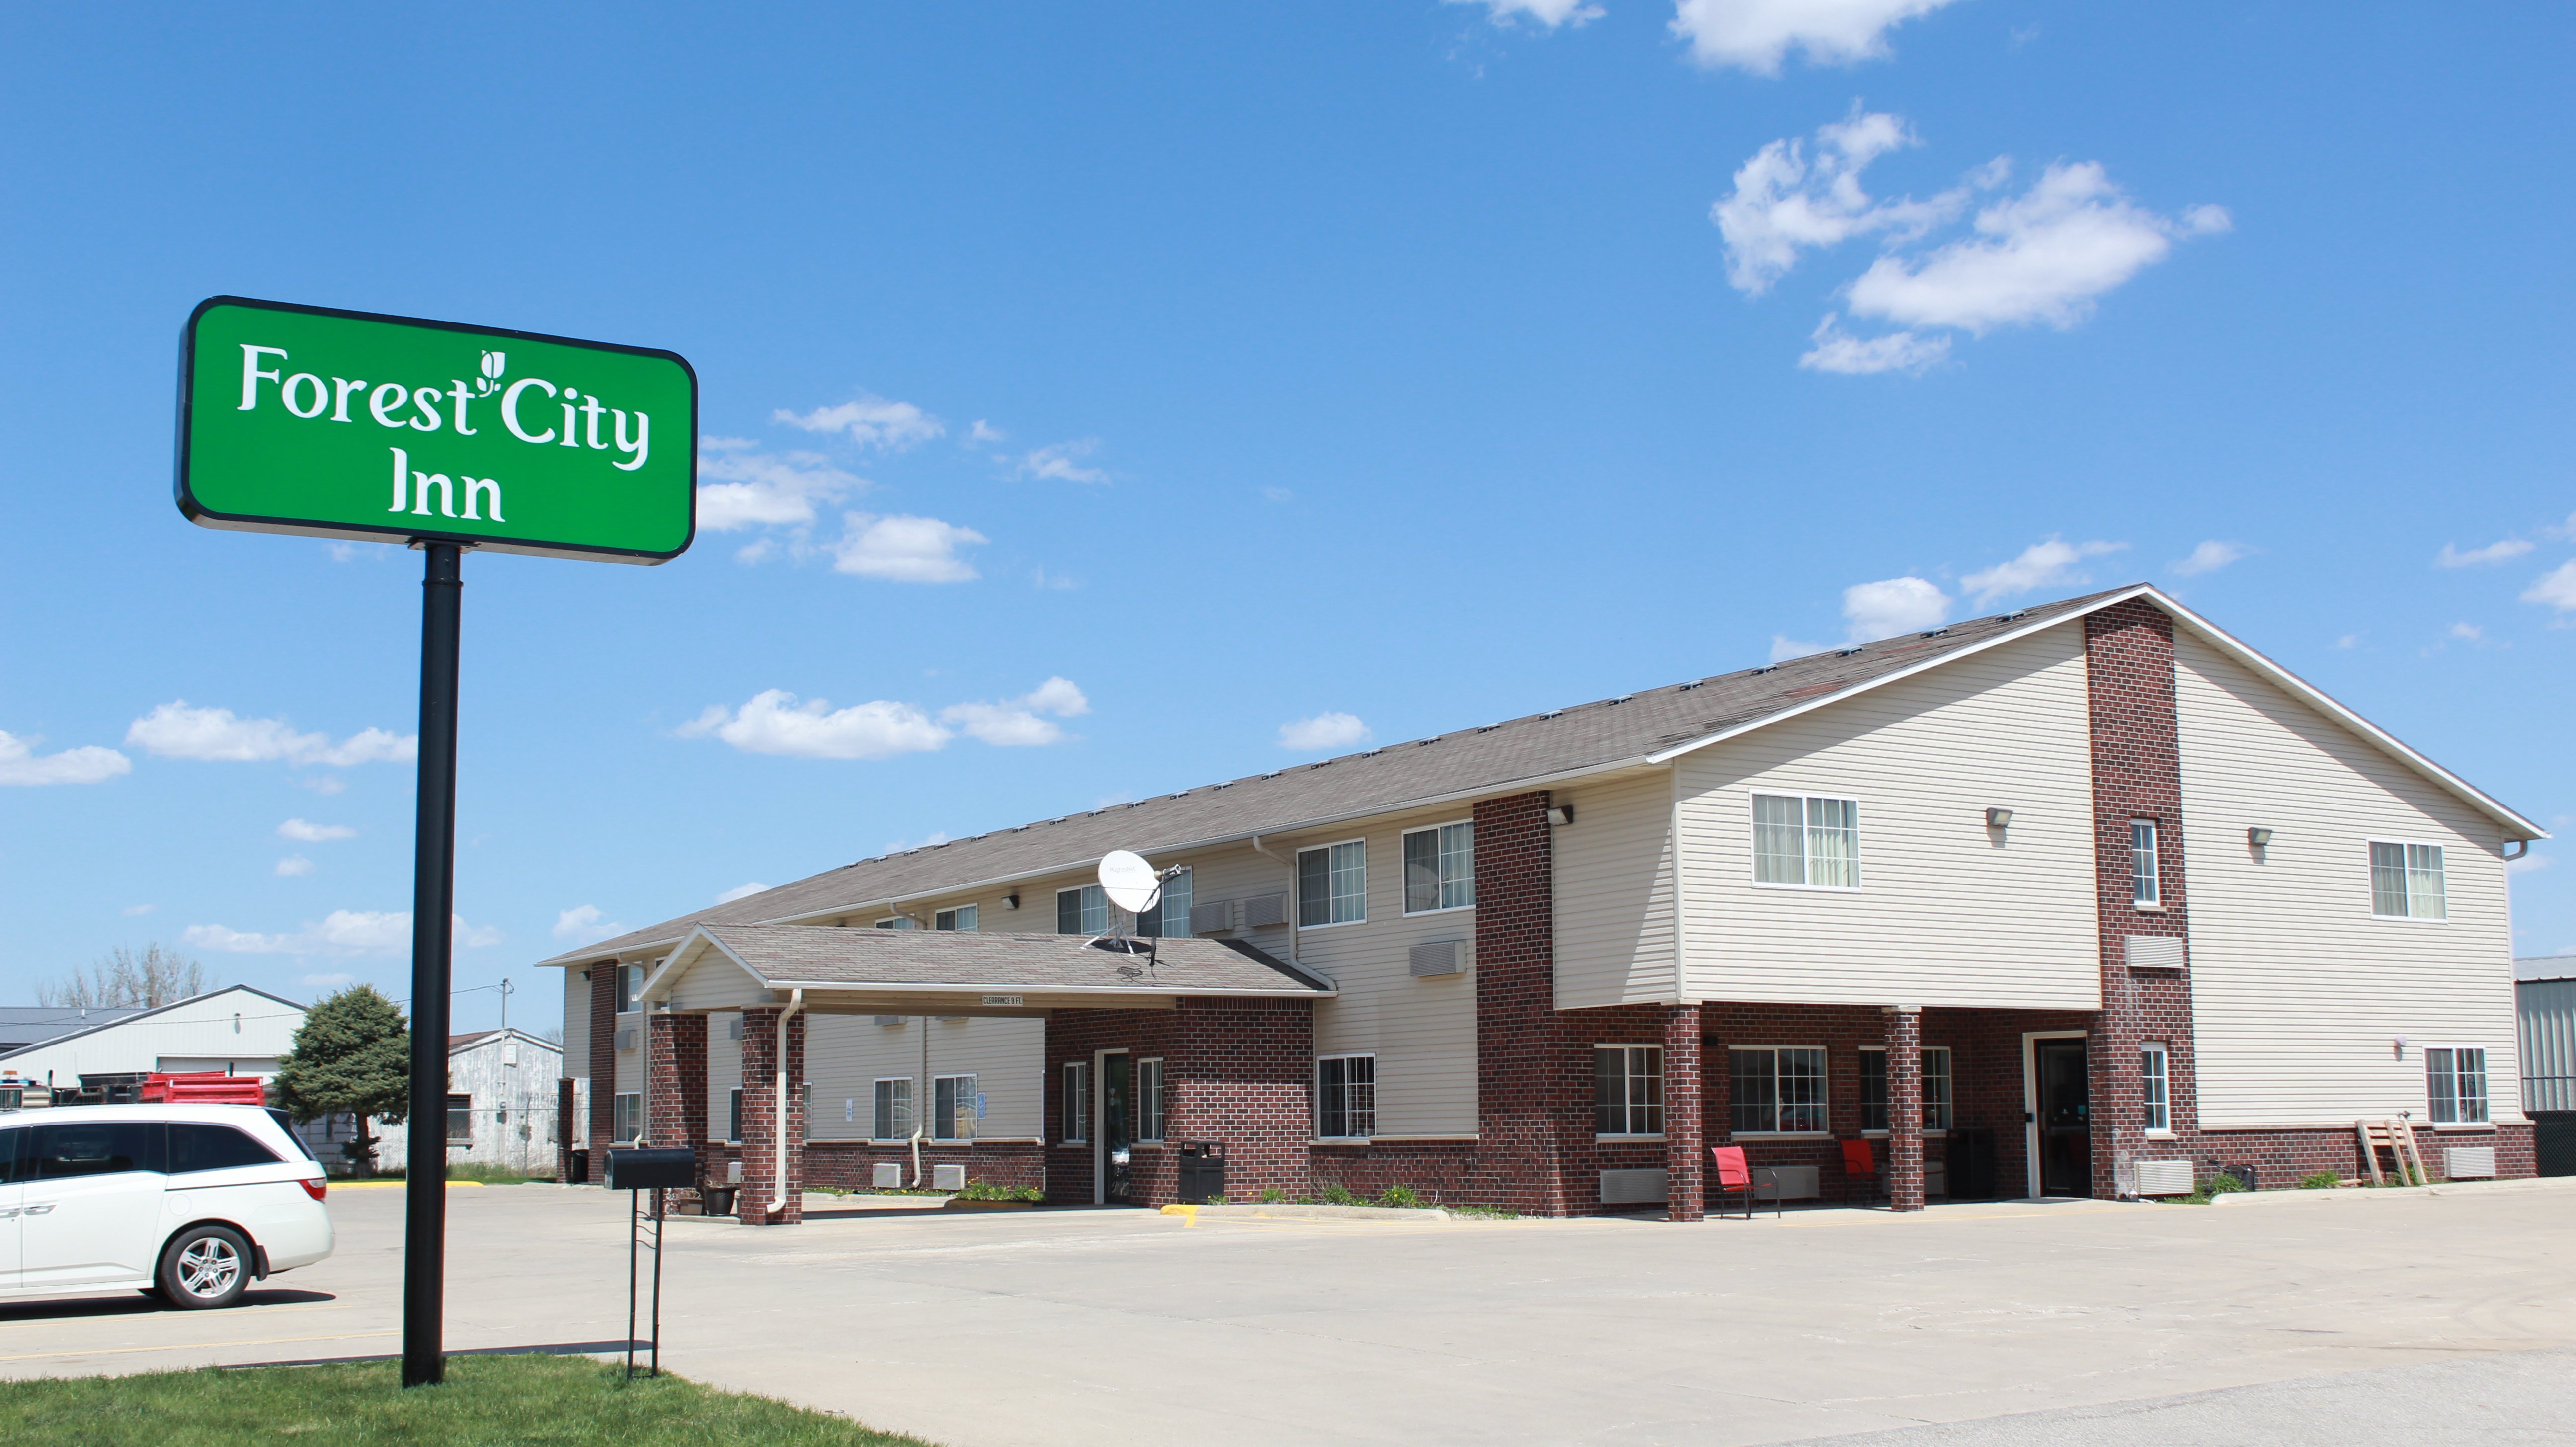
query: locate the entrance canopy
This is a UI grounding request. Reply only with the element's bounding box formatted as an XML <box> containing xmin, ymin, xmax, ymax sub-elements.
<box><xmin>641</xmin><ymin>924</ymin><xmax>1336</xmax><ymax>1018</ymax></box>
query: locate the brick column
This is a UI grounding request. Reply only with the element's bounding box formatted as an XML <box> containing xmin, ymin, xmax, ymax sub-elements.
<box><xmin>1474</xmin><ymin>790</ymin><xmax>1578</xmax><ymax>1216</ymax></box>
<box><xmin>554</xmin><ymin>1076</ymin><xmax>577</xmax><ymax>1182</ymax></box>
<box><xmin>585</xmin><ymin>963</ymin><xmax>616</xmax><ymax>1181</ymax></box>
<box><xmin>646</xmin><ymin>1013</ymin><xmax>710</xmax><ymax>1207</ymax></box>
<box><xmin>735</xmin><ymin>1005</ymin><xmax>807</xmax><ymax>1224</ymax></box>
<box><xmin>1886</xmin><ymin>1007</ymin><xmax>1924</xmax><ymax>1212</ymax></box>
<box><xmin>1662</xmin><ymin>1005</ymin><xmax>1703</xmax><ymax>1222</ymax></box>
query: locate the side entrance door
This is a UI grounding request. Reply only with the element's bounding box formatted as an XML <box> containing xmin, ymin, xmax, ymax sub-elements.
<box><xmin>1094</xmin><ymin>1050</ymin><xmax>1132</xmax><ymax>1205</ymax></box>
<box><xmin>2032</xmin><ymin>1039</ymin><xmax>2092</xmax><ymax>1198</ymax></box>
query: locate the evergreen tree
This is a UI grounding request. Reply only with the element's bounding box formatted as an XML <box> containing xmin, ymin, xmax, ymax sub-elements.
<box><xmin>275</xmin><ymin>985</ymin><xmax>410</xmax><ymax>1174</ymax></box>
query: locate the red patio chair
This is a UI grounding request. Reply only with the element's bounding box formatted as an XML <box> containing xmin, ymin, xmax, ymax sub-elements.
<box><xmin>1841</xmin><ymin>1139</ymin><xmax>1881</xmax><ymax>1205</ymax></box>
<box><xmin>1710</xmin><ymin>1145</ymin><xmax>1779</xmax><ymax>1220</ymax></box>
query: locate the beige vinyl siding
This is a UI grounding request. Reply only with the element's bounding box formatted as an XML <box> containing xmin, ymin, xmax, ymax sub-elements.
<box><xmin>802</xmin><ymin>1014</ymin><xmax>1044</xmax><ymax>1142</ymax></box>
<box><xmin>1552</xmin><ymin>766</ymin><xmax>1680</xmax><ymax>1009</ymax></box>
<box><xmin>1675</xmin><ymin>621</ymin><xmax>2100</xmax><ymax>1009</ymax></box>
<box><xmin>559</xmin><ymin>967</ymin><xmax>590</xmax><ymax>1082</ymax></box>
<box><xmin>613</xmin><ymin>981</ymin><xmax>643</xmax><ymax>1096</ymax></box>
<box><xmin>1269</xmin><ymin>804</ymin><xmax>1480</xmax><ymax>1138</ymax></box>
<box><xmin>664</xmin><ymin>951</ymin><xmax>770</xmax><ymax>1013</ymax></box>
<box><xmin>707</xmin><ymin>1012</ymin><xmax>742</xmax><ymax>1141</ymax></box>
<box><xmin>2175</xmin><ymin>632</ymin><xmax>2524</xmax><ymax>1126</ymax></box>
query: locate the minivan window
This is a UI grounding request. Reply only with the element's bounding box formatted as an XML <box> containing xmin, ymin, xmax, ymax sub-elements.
<box><xmin>267</xmin><ymin>1108</ymin><xmax>319</xmax><ymax>1161</ymax></box>
<box><xmin>0</xmin><ymin>1127</ymin><xmax>22</xmax><ymax>1183</ymax></box>
<box><xmin>170</xmin><ymin>1124</ymin><xmax>280</xmax><ymax>1174</ymax></box>
<box><xmin>29</xmin><ymin>1121</ymin><xmax>164</xmax><ymax>1178</ymax></box>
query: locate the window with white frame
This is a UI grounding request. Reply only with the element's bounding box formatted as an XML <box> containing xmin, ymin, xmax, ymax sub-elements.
<box><xmin>874</xmin><ymin>915</ymin><xmax>916</xmax><ymax>930</ymax></box>
<box><xmin>729</xmin><ymin>1087</ymin><xmax>743</xmax><ymax>1143</ymax></box>
<box><xmin>2427</xmin><ymin>1047</ymin><xmax>2487</xmax><ymax>1124</ymax></box>
<box><xmin>612</xmin><ymin>1092</ymin><xmax>642</xmax><ymax>1143</ymax></box>
<box><xmin>1593</xmin><ymin>1046</ymin><xmax>1664</xmax><ymax>1135</ymax></box>
<box><xmin>2371</xmin><ymin>842</ymin><xmax>2448</xmax><ymax>920</ymax></box>
<box><xmin>1729</xmin><ymin>1046</ymin><xmax>1827</xmax><ymax>1133</ymax></box>
<box><xmin>872</xmin><ymin>1077</ymin><xmax>912</xmax><ymax>1140</ymax></box>
<box><xmin>1858</xmin><ymin>1046</ymin><xmax>1954</xmax><ymax>1132</ymax></box>
<box><xmin>617</xmin><ymin>964</ymin><xmax>644</xmax><ymax>1013</ymax></box>
<box><xmin>2131</xmin><ymin>820</ymin><xmax>2161</xmax><ymax>905</ymax></box>
<box><xmin>1061</xmin><ymin>1061</ymin><xmax>1090</xmax><ymax>1142</ymax></box>
<box><xmin>1751</xmin><ymin>795</ymin><xmax>1860</xmax><ymax>888</ymax></box>
<box><xmin>1138</xmin><ymin>1057</ymin><xmax>1167</xmax><ymax>1141</ymax></box>
<box><xmin>1403</xmin><ymin>822</ymin><xmax>1475</xmax><ymax>913</ymax></box>
<box><xmin>2139</xmin><ymin>1043</ymin><xmax>2170</xmax><ymax>1132</ymax></box>
<box><xmin>933</xmin><ymin>1074</ymin><xmax>978</xmax><ymax>1140</ymax></box>
<box><xmin>934</xmin><ymin>905</ymin><xmax>978</xmax><ymax>931</ymax></box>
<box><xmin>1315</xmin><ymin>1054</ymin><xmax>1375</xmax><ymax>1139</ymax></box>
<box><xmin>1298</xmin><ymin>841</ymin><xmax>1368</xmax><ymax>926</ymax></box>
<box><xmin>1057</xmin><ymin>885</ymin><xmax>1108</xmax><ymax>935</ymax></box>
<box><xmin>1138</xmin><ymin>869</ymin><xmax>1194</xmax><ymax>938</ymax></box>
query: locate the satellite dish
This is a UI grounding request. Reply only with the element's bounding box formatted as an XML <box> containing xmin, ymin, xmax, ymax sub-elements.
<box><xmin>1098</xmin><ymin>850</ymin><xmax>1162</xmax><ymax>914</ymax></box>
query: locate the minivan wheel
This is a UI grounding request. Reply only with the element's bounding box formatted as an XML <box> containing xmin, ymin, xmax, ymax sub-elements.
<box><xmin>158</xmin><ymin>1226</ymin><xmax>253</xmax><ymax>1309</ymax></box>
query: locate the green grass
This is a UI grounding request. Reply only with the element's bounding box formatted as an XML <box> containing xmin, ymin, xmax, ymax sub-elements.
<box><xmin>349</xmin><ymin>1164</ymin><xmax>557</xmax><ymax>1185</ymax></box>
<box><xmin>0</xmin><ymin>1352</ymin><xmax>936</xmax><ymax>1447</ymax></box>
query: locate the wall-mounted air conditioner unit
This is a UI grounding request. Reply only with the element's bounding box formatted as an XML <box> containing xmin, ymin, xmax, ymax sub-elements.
<box><xmin>2135</xmin><ymin>1159</ymin><xmax>2195</xmax><ymax>1195</ymax></box>
<box><xmin>1190</xmin><ymin>900</ymin><xmax>1233</xmax><ymax>934</ymax></box>
<box><xmin>2444</xmin><ymin>1146</ymin><xmax>2496</xmax><ymax>1179</ymax></box>
<box><xmin>872</xmin><ymin>1162</ymin><xmax>903</xmax><ymax>1189</ymax></box>
<box><xmin>932</xmin><ymin>1163</ymin><xmax>967</xmax><ymax>1192</ymax></box>
<box><xmin>874</xmin><ymin>1016</ymin><xmax>904</xmax><ymax>1027</ymax></box>
<box><xmin>1409</xmin><ymin>940</ymin><xmax>1466</xmax><ymax>977</ymax></box>
<box><xmin>614</xmin><ymin>1029</ymin><xmax>637</xmax><ymax>1053</ymax></box>
<box><xmin>1600</xmin><ymin>1168</ymin><xmax>1666</xmax><ymax>1205</ymax></box>
<box><xmin>1241</xmin><ymin>892</ymin><xmax>1289</xmax><ymax>928</ymax></box>
<box><xmin>728</xmin><ymin>1017</ymin><xmax>745</xmax><ymax>1041</ymax></box>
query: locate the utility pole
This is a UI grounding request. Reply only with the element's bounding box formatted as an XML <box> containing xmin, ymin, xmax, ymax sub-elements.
<box><xmin>498</xmin><ymin>977</ymin><xmax>513</xmax><ymax>1036</ymax></box>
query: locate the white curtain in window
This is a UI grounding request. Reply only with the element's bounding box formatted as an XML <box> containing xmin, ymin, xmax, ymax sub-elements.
<box><xmin>1808</xmin><ymin>798</ymin><xmax>1859</xmax><ymax>888</ymax></box>
<box><xmin>1753</xmin><ymin>796</ymin><xmax>1806</xmax><ymax>884</ymax></box>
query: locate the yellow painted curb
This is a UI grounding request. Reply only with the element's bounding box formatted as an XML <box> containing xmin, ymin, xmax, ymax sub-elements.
<box><xmin>328</xmin><ymin>1179</ymin><xmax>487</xmax><ymax>1189</ymax></box>
<box><xmin>1159</xmin><ymin>1204</ymin><xmax>1198</xmax><ymax>1226</ymax></box>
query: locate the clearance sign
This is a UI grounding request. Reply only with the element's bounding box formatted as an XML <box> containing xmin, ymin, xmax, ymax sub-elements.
<box><xmin>176</xmin><ymin>296</ymin><xmax>695</xmax><ymax>562</ymax></box>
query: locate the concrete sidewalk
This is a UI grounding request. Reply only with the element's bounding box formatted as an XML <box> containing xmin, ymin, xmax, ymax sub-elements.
<box><xmin>0</xmin><ymin>1180</ymin><xmax>2570</xmax><ymax>1445</ymax></box>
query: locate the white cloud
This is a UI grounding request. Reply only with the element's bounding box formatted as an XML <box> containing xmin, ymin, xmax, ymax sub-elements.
<box><xmin>1452</xmin><ymin>0</ymin><xmax>1604</xmax><ymax>28</ymax></box>
<box><xmin>1841</xmin><ymin>576</ymin><xmax>1948</xmax><ymax>639</ymax></box>
<box><xmin>1798</xmin><ymin>314</ymin><xmax>1950</xmax><ymax>374</ymax></box>
<box><xmin>2335</xmin><ymin>633</ymin><xmax>2362</xmax><ymax>649</ymax></box>
<box><xmin>279</xmin><ymin>818</ymin><xmax>355</xmax><ymax>842</ymax></box>
<box><xmin>1279</xmin><ymin>712</ymin><xmax>1372</xmax><ymax>752</ymax></box>
<box><xmin>276</xmin><ymin>855</ymin><xmax>315</xmax><ymax>877</ymax></box>
<box><xmin>1018</xmin><ymin>440</ymin><xmax>1109</xmax><ymax>485</ymax></box>
<box><xmin>715</xmin><ymin>883</ymin><xmax>770</xmax><ymax>905</ymax></box>
<box><xmin>553</xmin><ymin>904</ymin><xmax>624</xmax><ymax>945</ymax></box>
<box><xmin>2449</xmin><ymin>622</ymin><xmax>2484</xmax><ymax>642</ymax></box>
<box><xmin>0</xmin><ymin>730</ymin><xmax>130</xmax><ymax>786</ymax></box>
<box><xmin>2524</xmin><ymin>560</ymin><xmax>2576</xmax><ymax>614</ymax></box>
<box><xmin>298</xmin><ymin>775</ymin><xmax>347</xmax><ymax>796</ymax></box>
<box><xmin>941</xmin><ymin>676</ymin><xmax>1090</xmax><ymax>747</ymax></box>
<box><xmin>968</xmin><ymin>420</ymin><xmax>1005</xmax><ymax>444</ymax></box>
<box><xmin>182</xmin><ymin>909</ymin><xmax>497</xmax><ymax>956</ymax></box>
<box><xmin>830</xmin><ymin>513</ymin><xmax>986</xmax><ymax>583</ymax></box>
<box><xmin>696</xmin><ymin>445</ymin><xmax>862</xmax><ymax>532</ymax></box>
<box><xmin>122</xmin><ymin>903</ymin><xmax>157</xmax><ymax>917</ymax></box>
<box><xmin>1714</xmin><ymin>108</ymin><xmax>1955</xmax><ymax>295</ymax></box>
<box><xmin>301</xmin><ymin>971</ymin><xmax>354</xmax><ymax>989</ymax></box>
<box><xmin>1846</xmin><ymin>163</ymin><xmax>2231</xmax><ymax>334</ymax></box>
<box><xmin>773</xmin><ymin>393</ymin><xmax>944</xmax><ymax>451</ymax></box>
<box><xmin>1672</xmin><ymin>0</ymin><xmax>1966</xmax><ymax>74</ymax></box>
<box><xmin>2170</xmin><ymin>540</ymin><xmax>2248</xmax><ymax>577</ymax></box>
<box><xmin>1770</xmin><ymin>635</ymin><xmax>1829</xmax><ymax>662</ymax></box>
<box><xmin>1262</xmin><ymin>486</ymin><xmax>1294</xmax><ymax>503</ymax></box>
<box><xmin>2437</xmin><ymin>538</ymin><xmax>2535</xmax><ymax>568</ymax></box>
<box><xmin>127</xmin><ymin>703</ymin><xmax>415</xmax><ymax>767</ymax></box>
<box><xmin>1962</xmin><ymin>537</ymin><xmax>2127</xmax><ymax>605</ymax></box>
<box><xmin>681</xmin><ymin>690</ymin><xmax>953</xmax><ymax>761</ymax></box>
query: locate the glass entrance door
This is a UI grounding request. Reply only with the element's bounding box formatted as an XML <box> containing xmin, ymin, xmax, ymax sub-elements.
<box><xmin>1102</xmin><ymin>1053</ymin><xmax>1132</xmax><ymax>1204</ymax></box>
<box><xmin>2034</xmin><ymin>1038</ymin><xmax>2092</xmax><ymax>1197</ymax></box>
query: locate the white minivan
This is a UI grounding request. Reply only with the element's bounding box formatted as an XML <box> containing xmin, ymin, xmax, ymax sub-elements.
<box><xmin>0</xmin><ymin>1104</ymin><xmax>334</xmax><ymax>1309</ymax></box>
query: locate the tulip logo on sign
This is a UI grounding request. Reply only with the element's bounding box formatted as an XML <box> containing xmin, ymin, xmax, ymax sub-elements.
<box><xmin>178</xmin><ymin>297</ymin><xmax>696</xmax><ymax>564</ymax></box>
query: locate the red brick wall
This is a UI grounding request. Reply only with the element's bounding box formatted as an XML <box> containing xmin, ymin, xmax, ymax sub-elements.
<box><xmin>584</xmin><ymin>963</ymin><xmax>615</xmax><ymax>1179</ymax></box>
<box><xmin>1471</xmin><ymin>790</ymin><xmax>1586</xmax><ymax>1215</ymax></box>
<box><xmin>1886</xmin><ymin>1008</ymin><xmax>1923</xmax><ymax>1210</ymax></box>
<box><xmin>1043</xmin><ymin>998</ymin><xmax>1314</xmax><ymax>1207</ymax></box>
<box><xmin>1663</xmin><ymin>1005</ymin><xmax>1704</xmax><ymax>1221</ymax></box>
<box><xmin>645</xmin><ymin>1012</ymin><xmax>709</xmax><ymax>1207</ymax></box>
<box><xmin>734</xmin><ymin>1005</ymin><xmax>807</xmax><ymax>1223</ymax></box>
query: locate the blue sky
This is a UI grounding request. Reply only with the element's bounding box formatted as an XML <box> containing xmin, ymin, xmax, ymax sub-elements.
<box><xmin>2</xmin><ymin>3</ymin><xmax>2571</xmax><ymax>1033</ymax></box>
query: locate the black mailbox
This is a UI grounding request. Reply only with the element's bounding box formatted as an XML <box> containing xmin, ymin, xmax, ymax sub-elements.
<box><xmin>1176</xmin><ymin>1141</ymin><xmax>1225</xmax><ymax>1205</ymax></box>
<box><xmin>605</xmin><ymin>1146</ymin><xmax>698</xmax><ymax>1192</ymax></box>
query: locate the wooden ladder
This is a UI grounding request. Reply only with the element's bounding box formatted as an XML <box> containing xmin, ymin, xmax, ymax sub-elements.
<box><xmin>2356</xmin><ymin>1118</ymin><xmax>2429</xmax><ymax>1185</ymax></box>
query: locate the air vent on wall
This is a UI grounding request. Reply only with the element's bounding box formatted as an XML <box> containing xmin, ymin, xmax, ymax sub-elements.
<box><xmin>874</xmin><ymin>1015</ymin><xmax>904</xmax><ymax>1027</ymax></box>
<box><xmin>728</xmin><ymin>1017</ymin><xmax>744</xmax><ymax>1041</ymax></box>
<box><xmin>2135</xmin><ymin>1159</ymin><xmax>2195</xmax><ymax>1195</ymax></box>
<box><xmin>614</xmin><ymin>1029</ymin><xmax>637</xmax><ymax>1053</ymax></box>
<box><xmin>2444</xmin><ymin>1146</ymin><xmax>2496</xmax><ymax>1179</ymax></box>
<box><xmin>872</xmin><ymin>1162</ymin><xmax>903</xmax><ymax>1189</ymax></box>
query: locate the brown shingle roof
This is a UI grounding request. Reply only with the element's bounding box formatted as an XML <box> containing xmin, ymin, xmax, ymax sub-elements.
<box><xmin>675</xmin><ymin>925</ymin><xmax>1332</xmax><ymax>996</ymax></box>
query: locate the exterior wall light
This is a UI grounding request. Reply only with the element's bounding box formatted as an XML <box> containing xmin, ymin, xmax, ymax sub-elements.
<box><xmin>1985</xmin><ymin>807</ymin><xmax>2013</xmax><ymax>829</ymax></box>
<box><xmin>2247</xmin><ymin>827</ymin><xmax>2273</xmax><ymax>848</ymax></box>
<box><xmin>1546</xmin><ymin>804</ymin><xmax>1576</xmax><ymax>826</ymax></box>
<box><xmin>1003</xmin><ymin>892</ymin><xmax>1020</xmax><ymax>910</ymax></box>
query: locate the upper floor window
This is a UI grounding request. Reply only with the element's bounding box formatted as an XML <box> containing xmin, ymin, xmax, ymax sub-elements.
<box><xmin>2131</xmin><ymin>820</ymin><xmax>2161</xmax><ymax>906</ymax></box>
<box><xmin>1859</xmin><ymin>1046</ymin><xmax>1954</xmax><ymax>1132</ymax></box>
<box><xmin>617</xmin><ymin>964</ymin><xmax>644</xmax><ymax>1014</ymax></box>
<box><xmin>1298</xmin><ymin>840</ymin><xmax>1367</xmax><ymax>927</ymax></box>
<box><xmin>1403</xmin><ymin>823</ymin><xmax>1475</xmax><ymax>913</ymax></box>
<box><xmin>934</xmin><ymin>905</ymin><xmax>978</xmax><ymax>931</ymax></box>
<box><xmin>1752</xmin><ymin>795</ymin><xmax>1860</xmax><ymax>889</ymax></box>
<box><xmin>2370</xmin><ymin>842</ymin><xmax>2447</xmax><ymax>920</ymax></box>
<box><xmin>1057</xmin><ymin>884</ymin><xmax>1108</xmax><ymax>935</ymax></box>
<box><xmin>874</xmin><ymin>915</ymin><xmax>916</xmax><ymax>930</ymax></box>
<box><xmin>1139</xmin><ymin>868</ymin><xmax>1193</xmax><ymax>938</ymax></box>
<box><xmin>2426</xmin><ymin>1047</ymin><xmax>2487</xmax><ymax>1124</ymax></box>
<box><xmin>1594</xmin><ymin>1046</ymin><xmax>1664</xmax><ymax>1136</ymax></box>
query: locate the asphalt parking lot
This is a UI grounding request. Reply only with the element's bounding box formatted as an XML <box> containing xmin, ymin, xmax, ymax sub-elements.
<box><xmin>1</xmin><ymin>1179</ymin><xmax>2571</xmax><ymax>1446</ymax></box>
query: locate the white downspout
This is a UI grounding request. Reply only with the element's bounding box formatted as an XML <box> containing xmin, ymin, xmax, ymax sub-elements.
<box><xmin>1249</xmin><ymin>833</ymin><xmax>1299</xmax><ymax>966</ymax></box>
<box><xmin>767</xmin><ymin>989</ymin><xmax>805</xmax><ymax>1216</ymax></box>
<box><xmin>909</xmin><ymin>1014</ymin><xmax>929</xmax><ymax>1186</ymax></box>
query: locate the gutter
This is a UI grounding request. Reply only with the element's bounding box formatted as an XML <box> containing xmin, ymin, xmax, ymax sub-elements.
<box><xmin>1248</xmin><ymin>833</ymin><xmax>1299</xmax><ymax>967</ymax></box>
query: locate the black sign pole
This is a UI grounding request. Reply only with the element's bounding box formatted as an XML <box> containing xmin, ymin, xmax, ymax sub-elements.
<box><xmin>402</xmin><ymin>541</ymin><xmax>464</xmax><ymax>1388</ymax></box>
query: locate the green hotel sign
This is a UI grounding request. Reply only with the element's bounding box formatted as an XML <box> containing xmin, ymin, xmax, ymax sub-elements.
<box><xmin>177</xmin><ymin>297</ymin><xmax>696</xmax><ymax>562</ymax></box>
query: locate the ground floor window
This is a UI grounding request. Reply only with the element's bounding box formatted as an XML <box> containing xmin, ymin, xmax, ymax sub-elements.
<box><xmin>446</xmin><ymin>1093</ymin><xmax>473</xmax><ymax>1143</ymax></box>
<box><xmin>2139</xmin><ymin>1043</ymin><xmax>2170</xmax><ymax>1132</ymax></box>
<box><xmin>1316</xmin><ymin>1054</ymin><xmax>1375</xmax><ymax>1139</ymax></box>
<box><xmin>612</xmin><ymin>1092</ymin><xmax>642</xmax><ymax>1143</ymax></box>
<box><xmin>729</xmin><ymin>1087</ymin><xmax>744</xmax><ymax>1143</ymax></box>
<box><xmin>1062</xmin><ymin>1061</ymin><xmax>1090</xmax><ymax>1142</ymax></box>
<box><xmin>1138</xmin><ymin>1058</ymin><xmax>1167</xmax><ymax>1141</ymax></box>
<box><xmin>1593</xmin><ymin>1046</ymin><xmax>1664</xmax><ymax>1135</ymax></box>
<box><xmin>934</xmin><ymin>1074</ymin><xmax>978</xmax><ymax>1140</ymax></box>
<box><xmin>1858</xmin><ymin>1046</ymin><xmax>1954</xmax><ymax>1132</ymax></box>
<box><xmin>873</xmin><ymin>1078</ymin><xmax>912</xmax><ymax>1140</ymax></box>
<box><xmin>2427</xmin><ymin>1047</ymin><xmax>2488</xmax><ymax>1124</ymax></box>
<box><xmin>1729</xmin><ymin>1047</ymin><xmax>1826</xmax><ymax>1133</ymax></box>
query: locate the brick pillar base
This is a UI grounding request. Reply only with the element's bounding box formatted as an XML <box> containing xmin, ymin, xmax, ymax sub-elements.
<box><xmin>585</xmin><ymin>964</ymin><xmax>616</xmax><ymax>1179</ymax></box>
<box><xmin>646</xmin><ymin>1013</ymin><xmax>710</xmax><ymax>1208</ymax></box>
<box><xmin>735</xmin><ymin>1005</ymin><xmax>807</xmax><ymax>1224</ymax></box>
<box><xmin>1664</xmin><ymin>1005</ymin><xmax>1704</xmax><ymax>1221</ymax></box>
<box><xmin>1887</xmin><ymin>1007</ymin><xmax>1924</xmax><ymax>1212</ymax></box>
